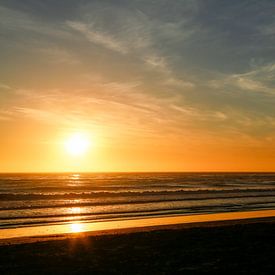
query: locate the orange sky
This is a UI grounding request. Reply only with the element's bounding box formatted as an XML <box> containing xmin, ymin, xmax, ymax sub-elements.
<box><xmin>1</xmin><ymin>1</ymin><xmax>275</xmax><ymax>172</ymax></box>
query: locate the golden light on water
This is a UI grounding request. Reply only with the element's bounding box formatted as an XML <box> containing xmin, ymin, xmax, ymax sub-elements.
<box><xmin>71</xmin><ymin>174</ymin><xmax>80</xmax><ymax>179</ymax></box>
<box><xmin>70</xmin><ymin>207</ymin><xmax>82</xmax><ymax>214</ymax></box>
<box><xmin>64</xmin><ymin>133</ymin><xmax>91</xmax><ymax>156</ymax></box>
<box><xmin>70</xmin><ymin>223</ymin><xmax>84</xmax><ymax>233</ymax></box>
<box><xmin>1</xmin><ymin>210</ymin><xmax>275</xmax><ymax>240</ymax></box>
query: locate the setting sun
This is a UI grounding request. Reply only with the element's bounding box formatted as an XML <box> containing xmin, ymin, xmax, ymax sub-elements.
<box><xmin>64</xmin><ymin>133</ymin><xmax>90</xmax><ymax>156</ymax></box>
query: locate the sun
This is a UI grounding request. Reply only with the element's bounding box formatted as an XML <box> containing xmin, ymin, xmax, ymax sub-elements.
<box><xmin>64</xmin><ymin>133</ymin><xmax>90</xmax><ymax>156</ymax></box>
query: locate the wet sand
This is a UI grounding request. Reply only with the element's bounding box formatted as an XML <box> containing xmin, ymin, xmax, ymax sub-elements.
<box><xmin>0</xmin><ymin>215</ymin><xmax>275</xmax><ymax>274</ymax></box>
<box><xmin>1</xmin><ymin>209</ymin><xmax>275</xmax><ymax>241</ymax></box>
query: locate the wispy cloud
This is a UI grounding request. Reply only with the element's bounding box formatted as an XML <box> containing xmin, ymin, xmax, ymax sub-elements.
<box><xmin>66</xmin><ymin>3</ymin><xmax>196</xmax><ymax>92</ymax></box>
<box><xmin>170</xmin><ymin>104</ymin><xmax>227</xmax><ymax>121</ymax></box>
<box><xmin>0</xmin><ymin>83</ymin><xmax>12</xmax><ymax>90</ymax></box>
<box><xmin>1</xmin><ymin>0</ymin><xmax>275</xmax><ymax>151</ymax></box>
<box><xmin>144</xmin><ymin>55</ymin><xmax>168</xmax><ymax>71</ymax></box>
<box><xmin>208</xmin><ymin>62</ymin><xmax>275</xmax><ymax>95</ymax></box>
<box><xmin>233</xmin><ymin>76</ymin><xmax>266</xmax><ymax>92</ymax></box>
<box><xmin>164</xmin><ymin>77</ymin><xmax>195</xmax><ymax>89</ymax></box>
<box><xmin>9</xmin><ymin>77</ymin><xmax>162</xmax><ymax>136</ymax></box>
<box><xmin>15</xmin><ymin>107</ymin><xmax>68</xmax><ymax>124</ymax></box>
<box><xmin>67</xmin><ymin>21</ymin><xmax>128</xmax><ymax>54</ymax></box>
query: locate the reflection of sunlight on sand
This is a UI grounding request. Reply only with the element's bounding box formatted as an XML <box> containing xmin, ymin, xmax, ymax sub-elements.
<box><xmin>71</xmin><ymin>223</ymin><xmax>84</xmax><ymax>233</ymax></box>
<box><xmin>1</xmin><ymin>210</ymin><xmax>275</xmax><ymax>240</ymax></box>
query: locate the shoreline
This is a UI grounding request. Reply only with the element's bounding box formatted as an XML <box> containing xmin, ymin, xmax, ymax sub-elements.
<box><xmin>1</xmin><ymin>209</ymin><xmax>275</xmax><ymax>245</ymax></box>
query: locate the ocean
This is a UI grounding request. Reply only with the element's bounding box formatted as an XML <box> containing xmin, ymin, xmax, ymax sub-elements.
<box><xmin>1</xmin><ymin>173</ymin><xmax>275</xmax><ymax>229</ymax></box>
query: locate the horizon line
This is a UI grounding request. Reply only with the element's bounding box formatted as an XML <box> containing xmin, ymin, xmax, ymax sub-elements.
<box><xmin>1</xmin><ymin>170</ymin><xmax>275</xmax><ymax>174</ymax></box>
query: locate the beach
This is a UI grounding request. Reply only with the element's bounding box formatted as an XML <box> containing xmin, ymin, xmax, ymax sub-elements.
<box><xmin>1</xmin><ymin>216</ymin><xmax>275</xmax><ymax>274</ymax></box>
<box><xmin>1</xmin><ymin>173</ymin><xmax>275</xmax><ymax>273</ymax></box>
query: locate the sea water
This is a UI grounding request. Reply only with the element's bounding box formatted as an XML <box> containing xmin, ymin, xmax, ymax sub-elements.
<box><xmin>1</xmin><ymin>173</ymin><xmax>275</xmax><ymax>229</ymax></box>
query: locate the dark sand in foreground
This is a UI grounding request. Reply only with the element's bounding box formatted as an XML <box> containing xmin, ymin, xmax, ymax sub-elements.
<box><xmin>0</xmin><ymin>218</ymin><xmax>275</xmax><ymax>274</ymax></box>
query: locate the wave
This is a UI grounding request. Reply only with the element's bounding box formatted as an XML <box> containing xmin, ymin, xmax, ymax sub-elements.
<box><xmin>1</xmin><ymin>192</ymin><xmax>275</xmax><ymax>211</ymax></box>
<box><xmin>1</xmin><ymin>173</ymin><xmax>275</xmax><ymax>230</ymax></box>
<box><xmin>1</xmin><ymin>202</ymin><xmax>275</xmax><ymax>229</ymax></box>
<box><xmin>2</xmin><ymin>198</ymin><xmax>275</xmax><ymax>220</ymax></box>
<box><xmin>1</xmin><ymin>188</ymin><xmax>275</xmax><ymax>201</ymax></box>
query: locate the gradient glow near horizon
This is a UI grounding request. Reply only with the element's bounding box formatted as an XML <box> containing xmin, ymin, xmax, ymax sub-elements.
<box><xmin>0</xmin><ymin>0</ymin><xmax>275</xmax><ymax>172</ymax></box>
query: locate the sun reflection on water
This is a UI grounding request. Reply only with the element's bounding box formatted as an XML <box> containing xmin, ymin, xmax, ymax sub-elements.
<box><xmin>68</xmin><ymin>174</ymin><xmax>81</xmax><ymax>186</ymax></box>
<box><xmin>70</xmin><ymin>207</ymin><xmax>82</xmax><ymax>214</ymax></box>
<box><xmin>71</xmin><ymin>174</ymin><xmax>80</xmax><ymax>179</ymax></box>
<box><xmin>70</xmin><ymin>223</ymin><xmax>84</xmax><ymax>233</ymax></box>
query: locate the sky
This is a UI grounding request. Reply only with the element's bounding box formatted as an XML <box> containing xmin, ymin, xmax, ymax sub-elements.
<box><xmin>1</xmin><ymin>0</ymin><xmax>275</xmax><ymax>172</ymax></box>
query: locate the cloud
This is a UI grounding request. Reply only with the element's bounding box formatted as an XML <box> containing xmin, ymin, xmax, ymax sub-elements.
<box><xmin>233</xmin><ymin>76</ymin><xmax>266</xmax><ymax>91</ymax></box>
<box><xmin>66</xmin><ymin>2</ymin><xmax>196</xmax><ymax>92</ymax></box>
<box><xmin>208</xmin><ymin>62</ymin><xmax>275</xmax><ymax>95</ymax></box>
<box><xmin>15</xmin><ymin>107</ymin><xmax>68</xmax><ymax>124</ymax></box>
<box><xmin>9</xmin><ymin>77</ymin><xmax>161</xmax><ymax>134</ymax></box>
<box><xmin>67</xmin><ymin>21</ymin><xmax>128</xmax><ymax>54</ymax></box>
<box><xmin>170</xmin><ymin>104</ymin><xmax>227</xmax><ymax>121</ymax></box>
<box><xmin>164</xmin><ymin>77</ymin><xmax>195</xmax><ymax>89</ymax></box>
<box><xmin>144</xmin><ymin>55</ymin><xmax>168</xmax><ymax>71</ymax></box>
<box><xmin>1</xmin><ymin>0</ymin><xmax>275</xmax><ymax>148</ymax></box>
<box><xmin>144</xmin><ymin>53</ymin><xmax>195</xmax><ymax>90</ymax></box>
<box><xmin>0</xmin><ymin>83</ymin><xmax>12</xmax><ymax>90</ymax></box>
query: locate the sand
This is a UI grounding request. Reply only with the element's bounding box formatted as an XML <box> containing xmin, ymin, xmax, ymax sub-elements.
<box><xmin>0</xmin><ymin>217</ymin><xmax>275</xmax><ymax>274</ymax></box>
<box><xmin>1</xmin><ymin>209</ymin><xmax>275</xmax><ymax>241</ymax></box>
